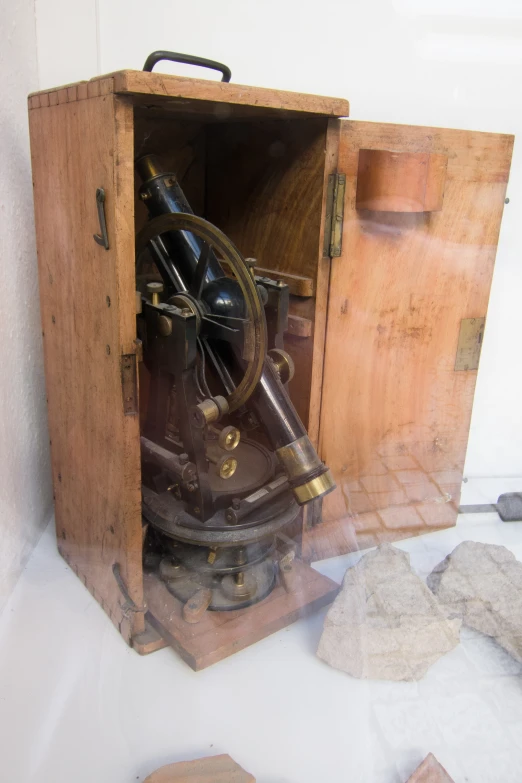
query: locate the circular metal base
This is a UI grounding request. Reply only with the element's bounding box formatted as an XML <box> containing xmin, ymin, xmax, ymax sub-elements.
<box><xmin>162</xmin><ymin>556</ymin><xmax>276</xmax><ymax>611</ymax></box>
<box><xmin>142</xmin><ymin>484</ymin><xmax>300</xmax><ymax>547</ymax></box>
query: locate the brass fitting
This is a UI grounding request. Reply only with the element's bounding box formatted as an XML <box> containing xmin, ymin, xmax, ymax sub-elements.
<box><xmin>168</xmin><ymin>293</ymin><xmax>201</xmax><ymax>333</ymax></box>
<box><xmin>293</xmin><ymin>471</ymin><xmax>335</xmax><ymax>504</ymax></box>
<box><xmin>217</xmin><ymin>455</ymin><xmax>238</xmax><ymax>480</ymax></box>
<box><xmin>268</xmin><ymin>348</ymin><xmax>295</xmax><ymax>385</ymax></box>
<box><xmin>146</xmin><ymin>281</ymin><xmax>164</xmax><ymax>306</ymax></box>
<box><xmin>276</xmin><ymin>434</ymin><xmax>335</xmax><ymax>505</ymax></box>
<box><xmin>157</xmin><ymin>314</ymin><xmax>172</xmax><ymax>336</ymax></box>
<box><xmin>191</xmin><ymin>395</ymin><xmax>229</xmax><ymax>428</ymax></box>
<box><xmin>218</xmin><ymin>425</ymin><xmax>241</xmax><ymax>451</ymax></box>
<box><xmin>206</xmin><ymin>442</ymin><xmax>238</xmax><ymax>479</ymax></box>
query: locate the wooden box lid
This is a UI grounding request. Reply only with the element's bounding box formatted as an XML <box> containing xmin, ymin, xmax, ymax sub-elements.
<box><xmin>29</xmin><ymin>69</ymin><xmax>350</xmax><ymax>120</ymax></box>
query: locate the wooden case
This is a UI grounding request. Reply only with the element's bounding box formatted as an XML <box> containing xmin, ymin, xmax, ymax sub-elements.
<box><xmin>28</xmin><ymin>71</ymin><xmax>512</xmax><ymax>658</ymax></box>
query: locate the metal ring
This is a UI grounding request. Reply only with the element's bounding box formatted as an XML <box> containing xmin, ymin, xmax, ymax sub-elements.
<box><xmin>136</xmin><ymin>213</ymin><xmax>267</xmax><ymax>412</ymax></box>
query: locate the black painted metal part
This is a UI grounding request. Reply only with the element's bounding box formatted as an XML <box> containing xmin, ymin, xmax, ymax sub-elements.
<box><xmin>142</xmin><ymin>50</ymin><xmax>232</xmax><ymax>82</ymax></box>
<box><xmin>135</xmin><ymin>154</ymin><xmax>335</xmax><ymax>613</ymax></box>
<box><xmin>460</xmin><ymin>492</ymin><xmax>522</xmax><ymax>522</ymax></box>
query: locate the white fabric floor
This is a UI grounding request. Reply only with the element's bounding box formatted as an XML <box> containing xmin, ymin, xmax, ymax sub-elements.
<box><xmin>1</xmin><ymin>478</ymin><xmax>521</xmax><ymax>783</ymax></box>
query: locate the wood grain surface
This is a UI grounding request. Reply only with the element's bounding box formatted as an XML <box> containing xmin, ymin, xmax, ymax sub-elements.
<box><xmin>29</xmin><ymin>70</ymin><xmax>349</xmax><ymax>121</ymax></box>
<box><xmin>29</xmin><ymin>93</ymin><xmax>144</xmax><ymax>640</ymax></box>
<box><xmin>356</xmin><ymin>149</ymin><xmax>448</xmax><ymax>212</ymax></box>
<box><xmin>305</xmin><ymin>120</ymin><xmax>513</xmax><ymax>561</ymax></box>
<box><xmin>144</xmin><ymin>562</ymin><xmax>339</xmax><ymax>670</ymax></box>
<box><xmin>206</xmin><ymin>118</ymin><xmax>338</xmax><ymax>438</ymax></box>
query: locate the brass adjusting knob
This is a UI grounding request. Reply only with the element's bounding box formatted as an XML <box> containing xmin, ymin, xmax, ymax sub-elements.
<box><xmin>146</xmin><ymin>281</ymin><xmax>164</xmax><ymax>305</ymax></box>
<box><xmin>268</xmin><ymin>348</ymin><xmax>295</xmax><ymax>385</ymax></box>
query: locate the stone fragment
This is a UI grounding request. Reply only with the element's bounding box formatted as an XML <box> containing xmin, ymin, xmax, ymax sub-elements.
<box><xmin>317</xmin><ymin>544</ymin><xmax>461</xmax><ymax>681</ymax></box>
<box><xmin>405</xmin><ymin>753</ymin><xmax>455</xmax><ymax>782</ymax></box>
<box><xmin>144</xmin><ymin>754</ymin><xmax>255</xmax><ymax>782</ymax></box>
<box><xmin>428</xmin><ymin>540</ymin><xmax>522</xmax><ymax>663</ymax></box>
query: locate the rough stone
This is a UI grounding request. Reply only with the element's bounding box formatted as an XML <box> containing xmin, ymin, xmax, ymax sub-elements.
<box><xmin>428</xmin><ymin>540</ymin><xmax>522</xmax><ymax>663</ymax></box>
<box><xmin>144</xmin><ymin>754</ymin><xmax>255</xmax><ymax>782</ymax></box>
<box><xmin>317</xmin><ymin>544</ymin><xmax>461</xmax><ymax>681</ymax></box>
<box><xmin>405</xmin><ymin>753</ymin><xmax>455</xmax><ymax>782</ymax></box>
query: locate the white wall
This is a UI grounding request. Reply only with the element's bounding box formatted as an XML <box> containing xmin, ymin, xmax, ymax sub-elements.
<box><xmin>0</xmin><ymin>0</ymin><xmax>54</xmax><ymax>612</ymax></box>
<box><xmin>94</xmin><ymin>0</ymin><xmax>522</xmax><ymax>478</ymax></box>
<box><xmin>1</xmin><ymin>0</ymin><xmax>520</xmax><ymax>609</ymax></box>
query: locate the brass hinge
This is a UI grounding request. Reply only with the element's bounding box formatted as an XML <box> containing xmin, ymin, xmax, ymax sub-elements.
<box><xmin>323</xmin><ymin>173</ymin><xmax>346</xmax><ymax>258</ymax></box>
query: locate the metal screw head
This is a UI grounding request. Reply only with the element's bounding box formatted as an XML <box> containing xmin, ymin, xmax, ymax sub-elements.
<box><xmin>232</xmin><ymin>498</ymin><xmax>241</xmax><ymax>510</ymax></box>
<box><xmin>219</xmin><ymin>426</ymin><xmax>240</xmax><ymax>451</ymax></box>
<box><xmin>219</xmin><ymin>457</ymin><xmax>237</xmax><ymax>480</ymax></box>
<box><xmin>157</xmin><ymin>314</ymin><xmax>172</xmax><ymax>336</ymax></box>
<box><xmin>140</xmin><ymin>190</ymin><xmax>151</xmax><ymax>201</ymax></box>
<box><xmin>147</xmin><ymin>281</ymin><xmax>164</xmax><ymax>294</ymax></box>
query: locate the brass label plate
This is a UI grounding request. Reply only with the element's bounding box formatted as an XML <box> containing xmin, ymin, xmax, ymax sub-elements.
<box><xmin>454</xmin><ymin>317</ymin><xmax>485</xmax><ymax>371</ymax></box>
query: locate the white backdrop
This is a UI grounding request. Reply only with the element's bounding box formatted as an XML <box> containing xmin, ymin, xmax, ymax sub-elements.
<box><xmin>0</xmin><ymin>0</ymin><xmax>53</xmax><ymax>613</ymax></box>
<box><xmin>2</xmin><ymin>0</ymin><xmax>521</xmax><ymax>606</ymax></box>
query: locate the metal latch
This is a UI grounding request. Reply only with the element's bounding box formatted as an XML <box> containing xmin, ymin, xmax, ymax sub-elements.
<box><xmin>323</xmin><ymin>173</ymin><xmax>346</xmax><ymax>258</ymax></box>
<box><xmin>121</xmin><ymin>354</ymin><xmax>138</xmax><ymax>415</ymax></box>
<box><xmin>93</xmin><ymin>188</ymin><xmax>109</xmax><ymax>250</ymax></box>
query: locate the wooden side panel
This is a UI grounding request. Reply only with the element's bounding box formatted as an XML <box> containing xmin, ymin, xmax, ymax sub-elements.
<box><xmin>29</xmin><ymin>95</ymin><xmax>143</xmax><ymax>640</ymax></box>
<box><xmin>206</xmin><ymin>118</ymin><xmax>339</xmax><ymax>441</ymax></box>
<box><xmin>305</xmin><ymin>121</ymin><xmax>513</xmax><ymax>561</ymax></box>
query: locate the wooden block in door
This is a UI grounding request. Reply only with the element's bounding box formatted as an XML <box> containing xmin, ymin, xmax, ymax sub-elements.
<box><xmin>356</xmin><ymin>149</ymin><xmax>448</xmax><ymax>212</ymax></box>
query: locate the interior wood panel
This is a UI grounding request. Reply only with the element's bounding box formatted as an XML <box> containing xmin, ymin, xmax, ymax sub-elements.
<box><xmin>205</xmin><ymin>118</ymin><xmax>334</xmax><ymax>432</ymax></box>
<box><xmin>133</xmin><ymin>111</ymin><xmax>206</xmax><ymax>231</ymax></box>
<box><xmin>29</xmin><ymin>94</ymin><xmax>143</xmax><ymax>641</ymax></box>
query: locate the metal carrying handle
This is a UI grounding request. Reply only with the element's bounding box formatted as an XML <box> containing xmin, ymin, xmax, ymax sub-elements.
<box><xmin>142</xmin><ymin>50</ymin><xmax>231</xmax><ymax>82</ymax></box>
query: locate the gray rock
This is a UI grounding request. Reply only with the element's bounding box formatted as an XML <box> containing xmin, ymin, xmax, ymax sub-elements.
<box><xmin>428</xmin><ymin>540</ymin><xmax>522</xmax><ymax>663</ymax></box>
<box><xmin>317</xmin><ymin>544</ymin><xmax>461</xmax><ymax>681</ymax></box>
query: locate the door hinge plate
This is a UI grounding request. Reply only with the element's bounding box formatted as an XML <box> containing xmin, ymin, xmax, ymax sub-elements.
<box><xmin>454</xmin><ymin>317</ymin><xmax>485</xmax><ymax>371</ymax></box>
<box><xmin>323</xmin><ymin>173</ymin><xmax>346</xmax><ymax>258</ymax></box>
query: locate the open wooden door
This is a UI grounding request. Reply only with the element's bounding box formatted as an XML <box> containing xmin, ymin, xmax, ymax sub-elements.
<box><xmin>304</xmin><ymin>120</ymin><xmax>513</xmax><ymax>561</ymax></box>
